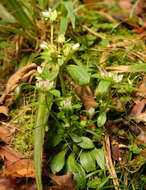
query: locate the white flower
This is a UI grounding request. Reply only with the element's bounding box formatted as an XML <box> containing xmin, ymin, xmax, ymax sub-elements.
<box><xmin>88</xmin><ymin>107</ymin><xmax>95</xmax><ymax>116</ymax></box>
<box><xmin>40</xmin><ymin>41</ymin><xmax>48</xmax><ymax>49</ymax></box>
<box><xmin>50</xmin><ymin>9</ymin><xmax>57</xmax><ymax>22</ymax></box>
<box><xmin>41</xmin><ymin>8</ymin><xmax>57</xmax><ymax>22</ymax></box>
<box><xmin>37</xmin><ymin>66</ymin><xmax>43</xmax><ymax>74</ymax></box>
<box><xmin>36</xmin><ymin>80</ymin><xmax>54</xmax><ymax>90</ymax></box>
<box><xmin>113</xmin><ymin>74</ymin><xmax>123</xmax><ymax>83</ymax></box>
<box><xmin>100</xmin><ymin>71</ymin><xmax>123</xmax><ymax>83</ymax></box>
<box><xmin>42</xmin><ymin>10</ymin><xmax>51</xmax><ymax>18</ymax></box>
<box><xmin>58</xmin><ymin>34</ymin><xmax>65</xmax><ymax>43</ymax></box>
<box><xmin>72</xmin><ymin>43</ymin><xmax>80</xmax><ymax>50</ymax></box>
<box><xmin>60</xmin><ymin>98</ymin><xmax>72</xmax><ymax>109</ymax></box>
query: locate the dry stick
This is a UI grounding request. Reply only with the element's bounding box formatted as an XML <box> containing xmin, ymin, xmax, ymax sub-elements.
<box><xmin>104</xmin><ymin>135</ymin><xmax>121</xmax><ymax>190</ymax></box>
<box><xmin>83</xmin><ymin>25</ymin><xmax>106</xmax><ymax>40</ymax></box>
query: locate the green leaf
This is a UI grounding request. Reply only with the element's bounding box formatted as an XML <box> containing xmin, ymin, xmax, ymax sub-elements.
<box><xmin>38</xmin><ymin>0</ymin><xmax>47</xmax><ymax>9</ymax></box>
<box><xmin>49</xmin><ymin>89</ymin><xmax>61</xmax><ymax>97</ymax></box>
<box><xmin>0</xmin><ymin>3</ymin><xmax>16</xmax><ymax>23</ymax></box>
<box><xmin>34</xmin><ymin>93</ymin><xmax>52</xmax><ymax>190</ymax></box>
<box><xmin>42</xmin><ymin>64</ymin><xmax>59</xmax><ymax>81</ymax></box>
<box><xmin>80</xmin><ymin>151</ymin><xmax>96</xmax><ymax>172</ymax></box>
<box><xmin>59</xmin><ymin>16</ymin><xmax>68</xmax><ymax>34</ymax></box>
<box><xmin>91</xmin><ymin>148</ymin><xmax>106</xmax><ymax>170</ymax></box>
<box><xmin>77</xmin><ymin>137</ymin><xmax>94</xmax><ymax>149</ymax></box>
<box><xmin>70</xmin><ymin>134</ymin><xmax>82</xmax><ymax>143</ymax></box>
<box><xmin>97</xmin><ymin>80</ymin><xmax>111</xmax><ymax>95</ymax></box>
<box><xmin>63</xmin><ymin>1</ymin><xmax>75</xmax><ymax>29</ymax></box>
<box><xmin>67</xmin><ymin>153</ymin><xmax>86</xmax><ymax>188</ymax></box>
<box><xmin>50</xmin><ymin>150</ymin><xmax>66</xmax><ymax>174</ymax></box>
<box><xmin>67</xmin><ymin>65</ymin><xmax>90</xmax><ymax>86</ymax></box>
<box><xmin>2</xmin><ymin>0</ymin><xmax>34</xmax><ymax>28</ymax></box>
<box><xmin>97</xmin><ymin>112</ymin><xmax>106</xmax><ymax>127</ymax></box>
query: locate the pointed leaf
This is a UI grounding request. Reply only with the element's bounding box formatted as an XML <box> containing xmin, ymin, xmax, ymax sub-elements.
<box><xmin>50</xmin><ymin>150</ymin><xmax>66</xmax><ymax>174</ymax></box>
<box><xmin>67</xmin><ymin>153</ymin><xmax>86</xmax><ymax>188</ymax></box>
<box><xmin>80</xmin><ymin>151</ymin><xmax>96</xmax><ymax>172</ymax></box>
<box><xmin>63</xmin><ymin>1</ymin><xmax>75</xmax><ymax>29</ymax></box>
<box><xmin>91</xmin><ymin>148</ymin><xmax>106</xmax><ymax>169</ymax></box>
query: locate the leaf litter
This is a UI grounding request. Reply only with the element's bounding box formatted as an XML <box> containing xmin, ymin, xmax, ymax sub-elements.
<box><xmin>1</xmin><ymin>0</ymin><xmax>146</xmax><ymax>189</ymax></box>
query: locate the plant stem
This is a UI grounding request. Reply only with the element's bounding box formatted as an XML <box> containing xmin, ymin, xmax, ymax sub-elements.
<box><xmin>59</xmin><ymin>67</ymin><xmax>66</xmax><ymax>96</ymax></box>
<box><xmin>51</xmin><ymin>24</ymin><xmax>54</xmax><ymax>45</ymax></box>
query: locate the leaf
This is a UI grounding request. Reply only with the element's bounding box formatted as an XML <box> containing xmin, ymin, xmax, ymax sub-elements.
<box><xmin>42</xmin><ymin>64</ymin><xmax>59</xmax><ymax>82</ymax></box>
<box><xmin>34</xmin><ymin>93</ymin><xmax>51</xmax><ymax>190</ymax></box>
<box><xmin>38</xmin><ymin>0</ymin><xmax>47</xmax><ymax>9</ymax></box>
<box><xmin>77</xmin><ymin>137</ymin><xmax>95</xmax><ymax>149</ymax></box>
<box><xmin>70</xmin><ymin>134</ymin><xmax>82</xmax><ymax>143</ymax></box>
<box><xmin>49</xmin><ymin>172</ymin><xmax>76</xmax><ymax>190</ymax></box>
<box><xmin>63</xmin><ymin>1</ymin><xmax>75</xmax><ymax>29</ymax></box>
<box><xmin>2</xmin><ymin>0</ymin><xmax>34</xmax><ymax>29</ymax></box>
<box><xmin>97</xmin><ymin>80</ymin><xmax>111</xmax><ymax>95</ymax></box>
<box><xmin>91</xmin><ymin>148</ymin><xmax>106</xmax><ymax>169</ymax></box>
<box><xmin>49</xmin><ymin>89</ymin><xmax>61</xmax><ymax>97</ymax></box>
<box><xmin>50</xmin><ymin>151</ymin><xmax>66</xmax><ymax>174</ymax></box>
<box><xmin>67</xmin><ymin>153</ymin><xmax>86</xmax><ymax>189</ymax></box>
<box><xmin>107</xmin><ymin>64</ymin><xmax>146</xmax><ymax>73</ymax></box>
<box><xmin>97</xmin><ymin>112</ymin><xmax>107</xmax><ymax>127</ymax></box>
<box><xmin>59</xmin><ymin>16</ymin><xmax>68</xmax><ymax>34</ymax></box>
<box><xmin>67</xmin><ymin>65</ymin><xmax>90</xmax><ymax>86</ymax></box>
<box><xmin>80</xmin><ymin>151</ymin><xmax>96</xmax><ymax>172</ymax></box>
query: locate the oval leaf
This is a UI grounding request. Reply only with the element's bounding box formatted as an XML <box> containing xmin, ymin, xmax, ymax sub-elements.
<box><xmin>97</xmin><ymin>80</ymin><xmax>111</xmax><ymax>94</ymax></box>
<box><xmin>77</xmin><ymin>137</ymin><xmax>94</xmax><ymax>149</ymax></box>
<box><xmin>50</xmin><ymin>150</ymin><xmax>66</xmax><ymax>174</ymax></box>
<box><xmin>97</xmin><ymin>112</ymin><xmax>107</xmax><ymax>127</ymax></box>
<box><xmin>67</xmin><ymin>65</ymin><xmax>90</xmax><ymax>86</ymax></box>
<box><xmin>67</xmin><ymin>153</ymin><xmax>86</xmax><ymax>189</ymax></box>
<box><xmin>80</xmin><ymin>151</ymin><xmax>96</xmax><ymax>172</ymax></box>
<box><xmin>91</xmin><ymin>148</ymin><xmax>106</xmax><ymax>169</ymax></box>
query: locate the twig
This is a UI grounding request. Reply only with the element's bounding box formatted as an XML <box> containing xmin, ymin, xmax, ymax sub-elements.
<box><xmin>104</xmin><ymin>135</ymin><xmax>121</xmax><ymax>190</ymax></box>
<box><xmin>83</xmin><ymin>25</ymin><xmax>106</xmax><ymax>39</ymax></box>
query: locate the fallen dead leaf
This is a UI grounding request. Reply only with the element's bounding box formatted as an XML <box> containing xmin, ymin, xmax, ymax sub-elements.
<box><xmin>0</xmin><ymin>106</ymin><xmax>9</xmax><ymax>121</ymax></box>
<box><xmin>66</xmin><ymin>75</ymin><xmax>98</xmax><ymax>111</ymax></box>
<box><xmin>0</xmin><ymin>145</ymin><xmax>35</xmax><ymax>178</ymax></box>
<box><xmin>74</xmin><ymin>85</ymin><xmax>98</xmax><ymax>110</ymax></box>
<box><xmin>0</xmin><ymin>123</ymin><xmax>15</xmax><ymax>144</ymax></box>
<box><xmin>0</xmin><ymin>177</ymin><xmax>16</xmax><ymax>190</ymax></box>
<box><xmin>49</xmin><ymin>172</ymin><xmax>77</xmax><ymax>190</ymax></box>
<box><xmin>0</xmin><ymin>63</ymin><xmax>37</xmax><ymax>104</ymax></box>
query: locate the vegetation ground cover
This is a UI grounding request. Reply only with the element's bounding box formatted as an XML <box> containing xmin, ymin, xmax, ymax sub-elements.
<box><xmin>0</xmin><ymin>0</ymin><xmax>146</xmax><ymax>189</ymax></box>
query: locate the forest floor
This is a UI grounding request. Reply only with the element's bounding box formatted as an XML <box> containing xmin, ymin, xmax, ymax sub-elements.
<box><xmin>0</xmin><ymin>0</ymin><xmax>146</xmax><ymax>189</ymax></box>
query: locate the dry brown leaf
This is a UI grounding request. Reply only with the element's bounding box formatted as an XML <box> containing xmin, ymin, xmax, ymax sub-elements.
<box><xmin>2</xmin><ymin>159</ymin><xmax>35</xmax><ymax>178</ymax></box>
<box><xmin>0</xmin><ymin>177</ymin><xmax>16</xmax><ymax>190</ymax></box>
<box><xmin>0</xmin><ymin>123</ymin><xmax>15</xmax><ymax>144</ymax></box>
<box><xmin>0</xmin><ymin>63</ymin><xmax>37</xmax><ymax>104</ymax></box>
<box><xmin>0</xmin><ymin>145</ymin><xmax>35</xmax><ymax>178</ymax></box>
<box><xmin>0</xmin><ymin>106</ymin><xmax>9</xmax><ymax>121</ymax></box>
<box><xmin>74</xmin><ymin>85</ymin><xmax>98</xmax><ymax>110</ymax></box>
<box><xmin>136</xmin><ymin>76</ymin><xmax>146</xmax><ymax>97</ymax></box>
<box><xmin>66</xmin><ymin>75</ymin><xmax>98</xmax><ymax>111</ymax></box>
<box><xmin>49</xmin><ymin>172</ymin><xmax>77</xmax><ymax>190</ymax></box>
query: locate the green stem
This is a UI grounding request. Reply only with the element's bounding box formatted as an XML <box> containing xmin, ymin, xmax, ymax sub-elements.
<box><xmin>59</xmin><ymin>67</ymin><xmax>66</xmax><ymax>96</ymax></box>
<box><xmin>34</xmin><ymin>91</ymin><xmax>52</xmax><ymax>190</ymax></box>
<box><xmin>51</xmin><ymin>24</ymin><xmax>54</xmax><ymax>45</ymax></box>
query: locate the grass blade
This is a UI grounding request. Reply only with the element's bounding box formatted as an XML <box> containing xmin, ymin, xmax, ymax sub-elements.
<box><xmin>0</xmin><ymin>25</ymin><xmax>36</xmax><ymax>45</ymax></box>
<box><xmin>2</xmin><ymin>0</ymin><xmax>34</xmax><ymax>28</ymax></box>
<box><xmin>34</xmin><ymin>92</ymin><xmax>52</xmax><ymax>190</ymax></box>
